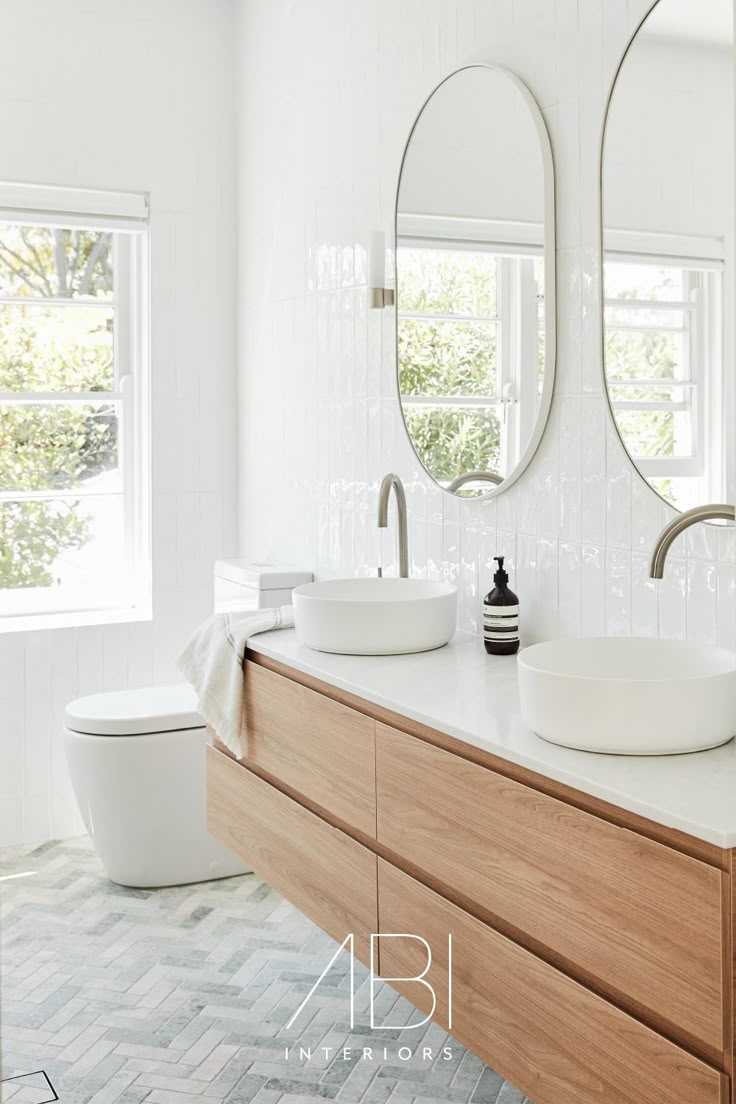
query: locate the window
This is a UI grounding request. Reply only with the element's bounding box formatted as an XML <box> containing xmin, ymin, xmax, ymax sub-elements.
<box><xmin>0</xmin><ymin>184</ymin><xmax>150</xmax><ymax>630</ymax></box>
<box><xmin>604</xmin><ymin>253</ymin><xmax>721</xmax><ymax>508</ymax></box>
<box><xmin>397</xmin><ymin>235</ymin><xmax>544</xmax><ymax>493</ymax></box>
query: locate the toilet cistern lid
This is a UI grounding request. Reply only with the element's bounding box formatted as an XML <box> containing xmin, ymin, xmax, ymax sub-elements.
<box><xmin>64</xmin><ymin>683</ymin><xmax>203</xmax><ymax>737</ymax></box>
<box><xmin>214</xmin><ymin>559</ymin><xmax>313</xmax><ymax>591</ymax></box>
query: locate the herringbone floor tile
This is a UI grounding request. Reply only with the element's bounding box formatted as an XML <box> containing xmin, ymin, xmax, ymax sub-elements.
<box><xmin>0</xmin><ymin>838</ymin><xmax>531</xmax><ymax>1104</ymax></box>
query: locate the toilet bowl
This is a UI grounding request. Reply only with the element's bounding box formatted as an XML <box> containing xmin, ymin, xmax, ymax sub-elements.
<box><xmin>62</xmin><ymin>560</ymin><xmax>312</xmax><ymax>888</ymax></box>
<box><xmin>63</xmin><ymin>682</ymin><xmax>249</xmax><ymax>888</ymax></box>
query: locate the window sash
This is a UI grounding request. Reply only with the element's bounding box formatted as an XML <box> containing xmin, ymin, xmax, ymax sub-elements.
<box><xmin>606</xmin><ymin>322</ymin><xmax>687</xmax><ymax>334</ymax></box>
<box><xmin>607</xmin><ymin>379</ymin><xmax>696</xmax><ymax>388</ymax></box>
<box><xmin>610</xmin><ymin>400</ymin><xmax>692</xmax><ymax>412</ymax></box>
<box><xmin>0</xmin><ymin>488</ymin><xmax>122</xmax><ymax>502</ymax></box>
<box><xmin>399</xmin><ymin>310</ymin><xmax>499</xmax><ymax>324</ymax></box>
<box><xmin>0</xmin><ymin>294</ymin><xmax>118</xmax><ymax>309</ymax></box>
<box><xmin>0</xmin><ymin>391</ymin><xmax>123</xmax><ymax>402</ymax></box>
<box><xmin>400</xmin><ymin>395</ymin><xmax>504</xmax><ymax>408</ymax></box>
<box><xmin>0</xmin><ymin>203</ymin><xmax>149</xmax><ymax>627</ymax></box>
<box><xmin>397</xmin><ymin>241</ymin><xmax>542</xmax><ymax>479</ymax></box>
<box><xmin>605</xmin><ymin>297</ymin><xmax>694</xmax><ymax>311</ymax></box>
<box><xmin>604</xmin><ymin>255</ymin><xmax>714</xmax><ymax>483</ymax></box>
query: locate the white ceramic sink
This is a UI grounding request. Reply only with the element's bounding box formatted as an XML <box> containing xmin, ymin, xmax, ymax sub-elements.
<box><xmin>292</xmin><ymin>578</ymin><xmax>457</xmax><ymax>655</ymax></box>
<box><xmin>517</xmin><ymin>637</ymin><xmax>736</xmax><ymax>755</ymax></box>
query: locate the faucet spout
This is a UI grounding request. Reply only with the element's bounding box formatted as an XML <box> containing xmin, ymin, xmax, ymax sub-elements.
<box><xmin>446</xmin><ymin>469</ymin><xmax>503</xmax><ymax>493</ymax></box>
<box><xmin>649</xmin><ymin>504</ymin><xmax>735</xmax><ymax>578</ymax></box>
<box><xmin>378</xmin><ymin>472</ymin><xmax>409</xmax><ymax>578</ymax></box>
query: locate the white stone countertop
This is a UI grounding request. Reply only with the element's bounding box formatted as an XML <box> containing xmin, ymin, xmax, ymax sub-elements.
<box><xmin>247</xmin><ymin>627</ymin><xmax>736</xmax><ymax>850</ymax></box>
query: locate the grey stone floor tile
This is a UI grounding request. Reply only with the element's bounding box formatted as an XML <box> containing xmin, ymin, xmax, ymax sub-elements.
<box><xmin>495</xmin><ymin>1085</ymin><xmax>526</xmax><ymax>1104</ymax></box>
<box><xmin>1</xmin><ymin>837</ymin><xmax>531</xmax><ymax>1104</ymax></box>
<box><xmin>470</xmin><ymin>1067</ymin><xmax>504</xmax><ymax>1104</ymax></box>
<box><xmin>263</xmin><ymin>1080</ymin><xmax>338</xmax><ymax>1099</ymax></box>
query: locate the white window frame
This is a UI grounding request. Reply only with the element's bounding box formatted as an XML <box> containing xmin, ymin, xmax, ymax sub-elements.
<box><xmin>397</xmin><ymin>215</ymin><xmax>544</xmax><ymax>489</ymax></box>
<box><xmin>603</xmin><ymin>230</ymin><xmax>724</xmax><ymax>499</ymax></box>
<box><xmin>0</xmin><ymin>182</ymin><xmax>150</xmax><ymax>633</ymax></box>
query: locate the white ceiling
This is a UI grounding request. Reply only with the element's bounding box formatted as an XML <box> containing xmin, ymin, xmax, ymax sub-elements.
<box><xmin>642</xmin><ymin>0</ymin><xmax>732</xmax><ymax>49</ymax></box>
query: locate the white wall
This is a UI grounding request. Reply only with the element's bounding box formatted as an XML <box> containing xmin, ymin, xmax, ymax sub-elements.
<box><xmin>234</xmin><ymin>0</ymin><xmax>736</xmax><ymax>657</ymax></box>
<box><xmin>0</xmin><ymin>0</ymin><xmax>238</xmax><ymax>846</ymax></box>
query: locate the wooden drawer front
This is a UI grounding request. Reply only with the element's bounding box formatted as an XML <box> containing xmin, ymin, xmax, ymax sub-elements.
<box><xmin>243</xmin><ymin>660</ymin><xmax>376</xmax><ymax>837</ymax></box>
<box><xmin>378</xmin><ymin>861</ymin><xmax>725</xmax><ymax>1104</ymax></box>
<box><xmin>376</xmin><ymin>724</ymin><xmax>725</xmax><ymax>1053</ymax></box>
<box><xmin>207</xmin><ymin>746</ymin><xmax>378</xmax><ymax>963</ymax></box>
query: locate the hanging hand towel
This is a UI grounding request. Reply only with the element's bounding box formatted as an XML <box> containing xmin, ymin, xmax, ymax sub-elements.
<box><xmin>177</xmin><ymin>605</ymin><xmax>294</xmax><ymax>758</ymax></box>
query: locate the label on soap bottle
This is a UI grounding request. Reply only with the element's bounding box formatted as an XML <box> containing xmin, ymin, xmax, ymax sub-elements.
<box><xmin>483</xmin><ymin>604</ymin><xmax>519</xmax><ymax>645</ymax></box>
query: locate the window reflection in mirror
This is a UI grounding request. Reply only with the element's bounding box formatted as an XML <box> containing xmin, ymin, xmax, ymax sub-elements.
<box><xmin>396</xmin><ymin>66</ymin><xmax>554</xmax><ymax>499</ymax></box>
<box><xmin>602</xmin><ymin>0</ymin><xmax>732</xmax><ymax>512</ymax></box>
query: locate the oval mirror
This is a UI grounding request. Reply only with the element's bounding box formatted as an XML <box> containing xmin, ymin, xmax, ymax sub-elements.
<box><xmin>395</xmin><ymin>65</ymin><xmax>556</xmax><ymax>499</ymax></box>
<box><xmin>602</xmin><ymin>0</ymin><xmax>733</xmax><ymax>513</ymax></box>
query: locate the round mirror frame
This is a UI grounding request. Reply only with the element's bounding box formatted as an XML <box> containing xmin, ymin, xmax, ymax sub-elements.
<box><xmin>394</xmin><ymin>63</ymin><xmax>557</xmax><ymax>501</ymax></box>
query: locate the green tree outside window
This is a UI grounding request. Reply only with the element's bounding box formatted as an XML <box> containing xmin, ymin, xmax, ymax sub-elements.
<box><xmin>0</xmin><ymin>225</ymin><xmax>118</xmax><ymax>589</ymax></box>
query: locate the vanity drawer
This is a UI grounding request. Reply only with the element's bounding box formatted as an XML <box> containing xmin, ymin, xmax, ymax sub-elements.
<box><xmin>207</xmin><ymin>746</ymin><xmax>378</xmax><ymax>963</ymax></box>
<box><xmin>378</xmin><ymin>861</ymin><xmax>725</xmax><ymax>1104</ymax></box>
<box><xmin>242</xmin><ymin>660</ymin><xmax>376</xmax><ymax>837</ymax></box>
<box><xmin>376</xmin><ymin>723</ymin><xmax>726</xmax><ymax>1055</ymax></box>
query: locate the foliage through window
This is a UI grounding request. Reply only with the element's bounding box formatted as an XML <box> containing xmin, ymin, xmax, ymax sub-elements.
<box><xmin>397</xmin><ymin>244</ymin><xmax>544</xmax><ymax>494</ymax></box>
<box><xmin>604</xmin><ymin>258</ymin><xmax>716</xmax><ymax>508</ymax></box>
<box><xmin>0</xmin><ymin>189</ymin><xmax>149</xmax><ymax>628</ymax></box>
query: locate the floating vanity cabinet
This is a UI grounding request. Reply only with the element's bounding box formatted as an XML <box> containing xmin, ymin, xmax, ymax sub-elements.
<box><xmin>206</xmin><ymin>745</ymin><xmax>378</xmax><ymax>965</ymax></box>
<box><xmin>378</xmin><ymin>861</ymin><xmax>725</xmax><ymax>1104</ymax></box>
<box><xmin>375</xmin><ymin>722</ymin><xmax>724</xmax><ymax>1055</ymax></box>
<box><xmin>206</xmin><ymin>650</ymin><xmax>736</xmax><ymax>1104</ymax></box>
<box><xmin>240</xmin><ymin>659</ymin><xmax>376</xmax><ymax>837</ymax></box>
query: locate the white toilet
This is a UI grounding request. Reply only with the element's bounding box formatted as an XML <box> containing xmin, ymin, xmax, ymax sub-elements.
<box><xmin>63</xmin><ymin>560</ymin><xmax>312</xmax><ymax>888</ymax></box>
<box><xmin>63</xmin><ymin>683</ymin><xmax>247</xmax><ymax>887</ymax></box>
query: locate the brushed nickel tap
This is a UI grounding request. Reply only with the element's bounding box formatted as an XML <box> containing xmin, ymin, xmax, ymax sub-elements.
<box><xmin>649</xmin><ymin>504</ymin><xmax>736</xmax><ymax>579</ymax></box>
<box><xmin>377</xmin><ymin>472</ymin><xmax>409</xmax><ymax>578</ymax></box>
<box><xmin>446</xmin><ymin>469</ymin><xmax>503</xmax><ymax>493</ymax></box>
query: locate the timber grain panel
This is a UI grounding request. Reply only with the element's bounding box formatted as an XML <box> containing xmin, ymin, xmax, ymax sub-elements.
<box><xmin>242</xmin><ymin>660</ymin><xmax>376</xmax><ymax>837</ymax></box>
<box><xmin>245</xmin><ymin>648</ymin><xmax>725</xmax><ymax>868</ymax></box>
<box><xmin>377</xmin><ymin>861</ymin><xmax>727</xmax><ymax>1104</ymax></box>
<box><xmin>376</xmin><ymin>722</ymin><xmax>725</xmax><ymax>1054</ymax></box>
<box><xmin>206</xmin><ymin>745</ymin><xmax>378</xmax><ymax>964</ymax></box>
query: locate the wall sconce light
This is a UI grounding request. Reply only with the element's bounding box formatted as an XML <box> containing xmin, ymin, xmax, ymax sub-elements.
<box><xmin>369</xmin><ymin>231</ymin><xmax>395</xmax><ymax>309</ymax></box>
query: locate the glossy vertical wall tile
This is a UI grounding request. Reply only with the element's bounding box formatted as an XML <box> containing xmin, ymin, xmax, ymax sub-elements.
<box><xmin>235</xmin><ymin>0</ymin><xmax>729</xmax><ymax>680</ymax></box>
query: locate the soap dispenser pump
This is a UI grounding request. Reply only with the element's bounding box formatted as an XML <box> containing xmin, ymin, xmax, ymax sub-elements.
<box><xmin>483</xmin><ymin>556</ymin><xmax>519</xmax><ymax>655</ymax></box>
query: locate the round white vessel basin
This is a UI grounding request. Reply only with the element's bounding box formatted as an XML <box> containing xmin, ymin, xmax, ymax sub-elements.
<box><xmin>293</xmin><ymin>577</ymin><xmax>457</xmax><ymax>655</ymax></box>
<box><xmin>518</xmin><ymin>637</ymin><xmax>736</xmax><ymax>755</ymax></box>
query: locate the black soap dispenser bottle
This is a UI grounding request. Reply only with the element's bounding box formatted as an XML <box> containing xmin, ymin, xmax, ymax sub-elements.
<box><xmin>483</xmin><ymin>557</ymin><xmax>520</xmax><ymax>655</ymax></box>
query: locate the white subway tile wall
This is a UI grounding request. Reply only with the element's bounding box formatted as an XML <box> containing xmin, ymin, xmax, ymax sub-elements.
<box><xmin>0</xmin><ymin>0</ymin><xmax>238</xmax><ymax>846</ymax></box>
<box><xmin>3</xmin><ymin>0</ymin><xmax>735</xmax><ymax>847</ymax></box>
<box><xmin>235</xmin><ymin>0</ymin><xmax>736</xmax><ymax>661</ymax></box>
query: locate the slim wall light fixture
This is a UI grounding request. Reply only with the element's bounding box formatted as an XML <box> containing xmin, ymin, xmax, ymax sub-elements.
<box><xmin>369</xmin><ymin>230</ymin><xmax>395</xmax><ymax>309</ymax></box>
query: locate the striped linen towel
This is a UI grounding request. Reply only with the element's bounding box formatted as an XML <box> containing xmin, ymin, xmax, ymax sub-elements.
<box><xmin>177</xmin><ymin>605</ymin><xmax>294</xmax><ymax>757</ymax></box>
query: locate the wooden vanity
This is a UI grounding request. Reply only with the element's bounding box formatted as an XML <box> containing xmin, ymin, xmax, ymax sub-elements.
<box><xmin>207</xmin><ymin>647</ymin><xmax>736</xmax><ymax>1104</ymax></box>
